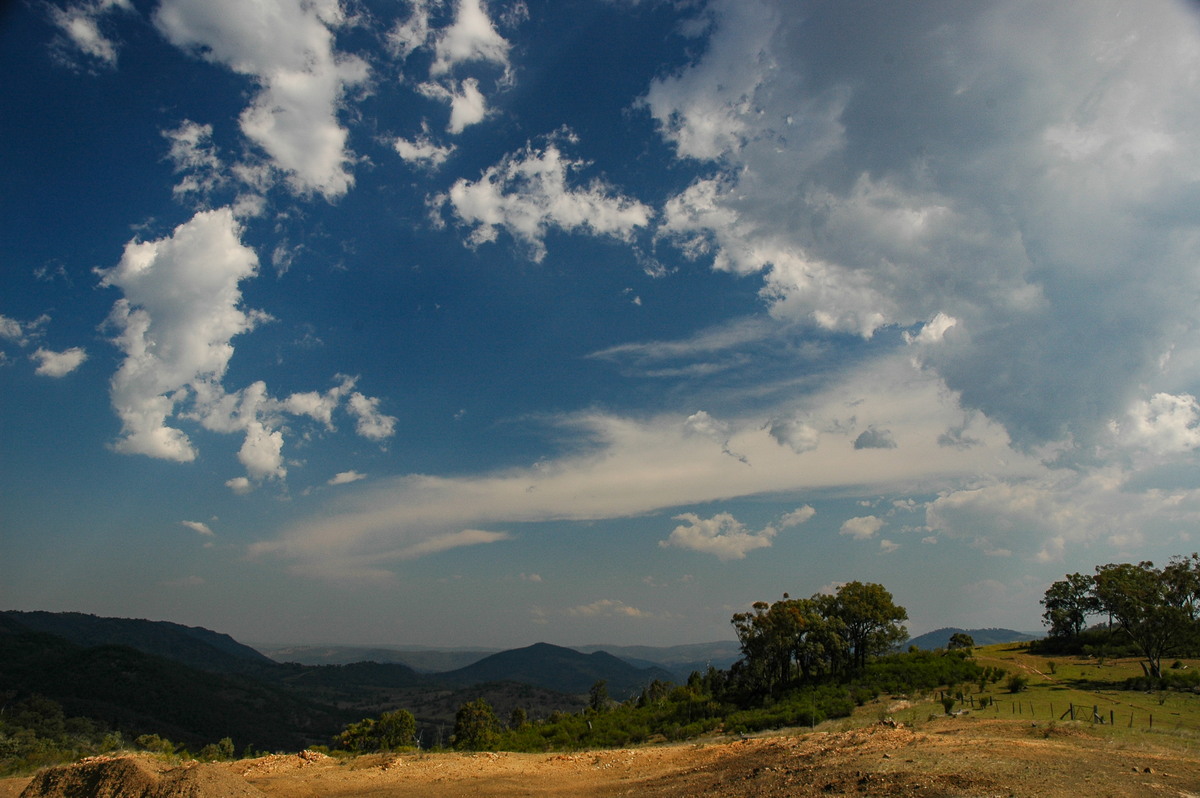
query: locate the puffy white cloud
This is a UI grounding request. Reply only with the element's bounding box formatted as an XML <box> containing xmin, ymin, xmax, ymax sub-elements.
<box><xmin>767</xmin><ymin>416</ymin><xmax>820</xmax><ymax>454</ymax></box>
<box><xmin>641</xmin><ymin>0</ymin><xmax>784</xmax><ymax>161</ymax></box>
<box><xmin>99</xmin><ymin>208</ymin><xmax>263</xmax><ymax>462</ymax></box>
<box><xmin>347</xmin><ymin>392</ymin><xmax>397</xmax><ymax>441</ymax></box>
<box><xmin>226</xmin><ymin>476</ymin><xmax>254</xmax><ymax>495</ymax></box>
<box><xmin>30</xmin><ymin>347</ymin><xmax>88</xmax><ymax>377</ymax></box>
<box><xmin>660</xmin><ymin>512</ymin><xmax>776</xmax><ymax>560</ymax></box>
<box><xmin>99</xmin><ymin>214</ymin><xmax>389</xmax><ymax>482</ymax></box>
<box><xmin>394</xmin><ymin>131</ymin><xmax>456</xmax><ymax>170</ymax></box>
<box><xmin>646</xmin><ymin>0</ymin><xmax>1200</xmax><ymax>457</ymax></box>
<box><xmin>389</xmin><ymin>0</ymin><xmax>513</xmax><ymax>135</ymax></box>
<box><xmin>154</xmin><ymin>0</ymin><xmax>368</xmax><ymax>199</ymax></box>
<box><xmin>839</xmin><ymin>515</ymin><xmax>884</xmax><ymax>540</ymax></box>
<box><xmin>439</xmin><ymin>134</ymin><xmax>652</xmax><ymax>261</ymax></box>
<box><xmin>1113</xmin><ymin>393</ymin><xmax>1200</xmax><ymax>456</ymax></box>
<box><xmin>238</xmin><ymin>418</ymin><xmax>286</xmax><ymax>481</ymax></box>
<box><xmin>683</xmin><ymin>410</ymin><xmax>727</xmax><ymax>440</ymax></box>
<box><xmin>0</xmin><ymin>311</ymin><xmax>75</xmax><ymax>375</ymax></box>
<box><xmin>283</xmin><ymin>375</ymin><xmax>356</xmax><ymax>429</ymax></box>
<box><xmin>904</xmin><ymin>313</ymin><xmax>958</xmax><ymax>346</ymax></box>
<box><xmin>420</xmin><ymin>78</ymin><xmax>489</xmax><ymax>134</ymax></box>
<box><xmin>430</xmin><ymin>0</ymin><xmax>511</xmax><ymax>77</ymax></box>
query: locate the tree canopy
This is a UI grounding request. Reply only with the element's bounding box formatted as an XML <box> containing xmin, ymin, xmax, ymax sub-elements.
<box><xmin>731</xmin><ymin>582</ymin><xmax>907</xmax><ymax>692</ymax></box>
<box><xmin>1042</xmin><ymin>554</ymin><xmax>1200</xmax><ymax>679</ymax></box>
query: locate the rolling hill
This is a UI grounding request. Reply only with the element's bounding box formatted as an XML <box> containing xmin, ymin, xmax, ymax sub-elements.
<box><xmin>438</xmin><ymin>642</ymin><xmax>676</xmax><ymax>697</ymax></box>
<box><xmin>1</xmin><ymin>611</ymin><xmax>272</xmax><ymax>676</ymax></box>
<box><xmin>0</xmin><ymin>616</ymin><xmax>345</xmax><ymax>750</ymax></box>
<box><xmin>906</xmin><ymin>627</ymin><xmax>1040</xmax><ymax>650</ymax></box>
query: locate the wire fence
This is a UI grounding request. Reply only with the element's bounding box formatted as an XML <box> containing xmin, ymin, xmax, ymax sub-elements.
<box><xmin>950</xmin><ymin>692</ymin><xmax>1200</xmax><ymax>735</ymax></box>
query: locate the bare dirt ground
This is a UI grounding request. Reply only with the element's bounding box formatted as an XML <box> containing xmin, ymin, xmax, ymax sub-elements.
<box><xmin>6</xmin><ymin>717</ymin><xmax>1200</xmax><ymax>798</ymax></box>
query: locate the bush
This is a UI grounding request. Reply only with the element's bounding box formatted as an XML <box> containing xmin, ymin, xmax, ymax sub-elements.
<box><xmin>453</xmin><ymin>699</ymin><xmax>501</xmax><ymax>751</ymax></box>
<box><xmin>1006</xmin><ymin>674</ymin><xmax>1028</xmax><ymax>693</ymax></box>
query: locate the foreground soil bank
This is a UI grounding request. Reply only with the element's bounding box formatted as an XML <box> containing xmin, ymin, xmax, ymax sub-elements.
<box><xmin>6</xmin><ymin>718</ymin><xmax>1200</xmax><ymax>797</ymax></box>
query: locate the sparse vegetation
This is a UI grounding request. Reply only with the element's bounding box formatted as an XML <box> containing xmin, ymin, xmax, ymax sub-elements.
<box><xmin>1038</xmin><ymin>554</ymin><xmax>1200</xmax><ymax>681</ymax></box>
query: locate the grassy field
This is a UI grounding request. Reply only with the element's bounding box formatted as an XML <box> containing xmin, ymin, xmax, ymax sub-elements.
<box><xmin>846</xmin><ymin>643</ymin><xmax>1200</xmax><ymax>745</ymax></box>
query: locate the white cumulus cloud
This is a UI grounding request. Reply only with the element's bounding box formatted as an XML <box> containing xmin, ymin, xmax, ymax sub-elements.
<box><xmin>839</xmin><ymin>515</ymin><xmax>884</xmax><ymax>540</ymax></box>
<box><xmin>30</xmin><ymin>347</ymin><xmax>87</xmax><ymax>377</ymax></box>
<box><xmin>646</xmin><ymin>0</ymin><xmax>1200</xmax><ymax>460</ymax></box>
<box><xmin>439</xmin><ymin>133</ymin><xmax>653</xmax><ymax>262</ymax></box>
<box><xmin>154</xmin><ymin>0</ymin><xmax>368</xmax><ymax>199</ymax></box>
<box><xmin>99</xmin><ymin>208</ymin><xmax>264</xmax><ymax>462</ymax></box>
<box><xmin>660</xmin><ymin>511</ymin><xmax>777</xmax><ymax>561</ymax></box>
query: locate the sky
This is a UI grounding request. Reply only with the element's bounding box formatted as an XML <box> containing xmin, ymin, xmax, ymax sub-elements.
<box><xmin>4</xmin><ymin>0</ymin><xmax>1200</xmax><ymax>650</ymax></box>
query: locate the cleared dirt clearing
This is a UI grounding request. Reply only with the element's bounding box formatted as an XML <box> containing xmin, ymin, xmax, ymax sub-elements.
<box><xmin>7</xmin><ymin>718</ymin><xmax>1200</xmax><ymax>797</ymax></box>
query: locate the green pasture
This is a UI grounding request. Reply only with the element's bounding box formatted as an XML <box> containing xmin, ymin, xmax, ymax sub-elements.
<box><xmin>882</xmin><ymin>644</ymin><xmax>1200</xmax><ymax>742</ymax></box>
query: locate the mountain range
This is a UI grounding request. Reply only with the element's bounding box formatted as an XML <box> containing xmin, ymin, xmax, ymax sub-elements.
<box><xmin>0</xmin><ymin>610</ymin><xmax>682</xmax><ymax>750</ymax></box>
<box><xmin>2</xmin><ymin>610</ymin><xmax>1044</xmax><ymax>752</ymax></box>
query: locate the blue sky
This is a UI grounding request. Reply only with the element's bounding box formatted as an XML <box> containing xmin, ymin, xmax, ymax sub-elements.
<box><xmin>5</xmin><ymin>0</ymin><xmax>1200</xmax><ymax>649</ymax></box>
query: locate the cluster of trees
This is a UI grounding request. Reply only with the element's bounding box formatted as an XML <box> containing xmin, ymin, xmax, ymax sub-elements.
<box><xmin>1041</xmin><ymin>554</ymin><xmax>1200</xmax><ymax>679</ymax></box>
<box><xmin>336</xmin><ymin>710</ymin><xmax>418</xmax><ymax>753</ymax></box>
<box><xmin>332</xmin><ymin>581</ymin><xmax>938</xmax><ymax>754</ymax></box>
<box><xmin>729</xmin><ymin>582</ymin><xmax>908</xmax><ymax>694</ymax></box>
<box><xmin>0</xmin><ymin>695</ymin><xmax>244</xmax><ymax>776</ymax></box>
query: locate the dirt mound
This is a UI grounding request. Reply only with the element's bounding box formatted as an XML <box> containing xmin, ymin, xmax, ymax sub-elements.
<box><xmin>20</xmin><ymin>756</ymin><xmax>264</xmax><ymax>798</ymax></box>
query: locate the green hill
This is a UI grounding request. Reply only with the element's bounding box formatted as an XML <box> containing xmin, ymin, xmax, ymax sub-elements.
<box><xmin>439</xmin><ymin>642</ymin><xmax>675</xmax><ymax>697</ymax></box>
<box><xmin>906</xmin><ymin>627</ymin><xmax>1040</xmax><ymax>650</ymax></box>
<box><xmin>2</xmin><ymin>611</ymin><xmax>272</xmax><ymax>675</ymax></box>
<box><xmin>0</xmin><ymin>617</ymin><xmax>345</xmax><ymax>751</ymax></box>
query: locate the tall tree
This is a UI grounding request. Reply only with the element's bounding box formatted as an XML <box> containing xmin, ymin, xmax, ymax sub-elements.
<box><xmin>831</xmin><ymin>582</ymin><xmax>908</xmax><ymax>673</ymax></box>
<box><xmin>1091</xmin><ymin>561</ymin><xmax>1187</xmax><ymax>680</ymax></box>
<box><xmin>1040</xmin><ymin>572</ymin><xmax>1096</xmax><ymax>638</ymax></box>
